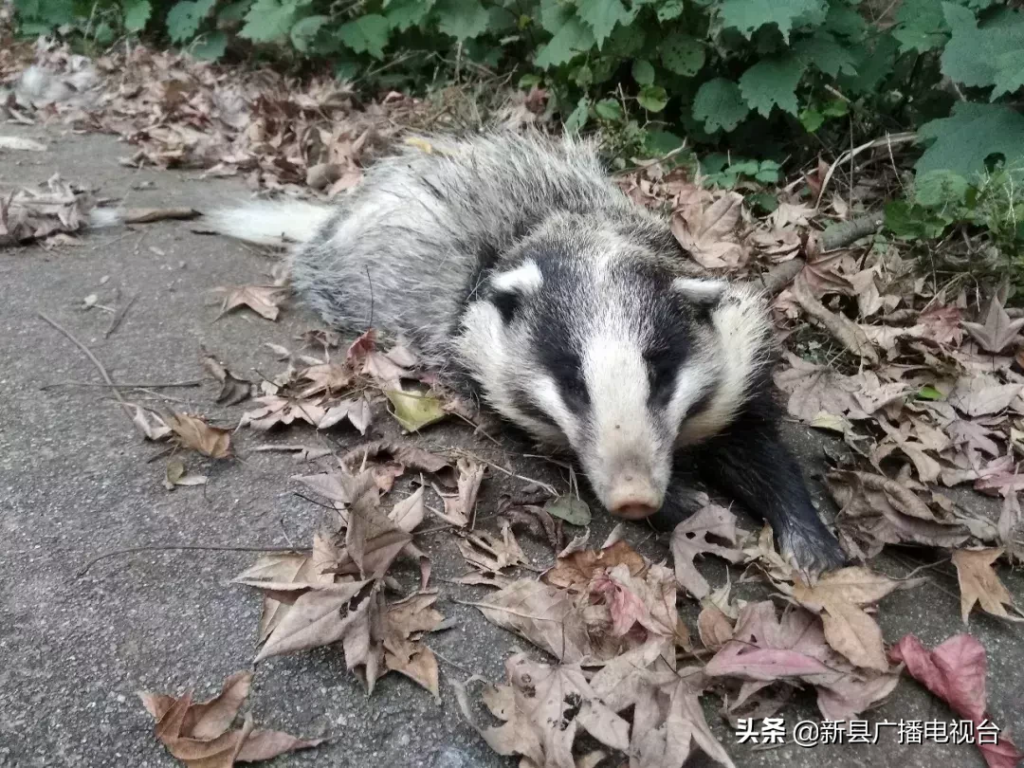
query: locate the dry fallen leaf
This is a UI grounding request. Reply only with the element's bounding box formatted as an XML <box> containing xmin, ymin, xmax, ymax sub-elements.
<box><xmin>890</xmin><ymin>633</ymin><xmax>1023</xmax><ymax>768</ymax></box>
<box><xmin>670</xmin><ymin>502</ymin><xmax>746</xmax><ymax>600</ymax></box>
<box><xmin>458</xmin><ymin>521</ymin><xmax>529</xmax><ymax>573</ymax></box>
<box><xmin>163</xmin><ymin>459</ymin><xmax>208</xmax><ymax>490</ymax></box>
<box><xmin>138</xmin><ymin>670</ymin><xmax>322</xmax><ymax>767</ymax></box>
<box><xmin>167</xmin><ymin>413</ymin><xmax>231</xmax><ymax>459</ymax></box>
<box><xmin>216</xmin><ymin>285</ymin><xmax>286</xmax><ymax>321</ymax></box>
<box><xmin>950</xmin><ymin>548</ymin><xmax>1024</xmax><ymax>624</ymax></box>
<box><xmin>455</xmin><ymin>654</ymin><xmax>631</xmax><ymax>768</ymax></box>
<box><xmin>962</xmin><ymin>293</ymin><xmax>1024</xmax><ymax>353</ymax></box>
<box><xmin>432</xmin><ymin>458</ymin><xmax>485</xmax><ymax>527</ymax></box>
<box><xmin>202</xmin><ymin>355</ymin><xmax>252</xmax><ymax>406</ymax></box>
<box><xmin>542</xmin><ymin>539</ymin><xmax>646</xmax><ymax>591</ymax></box>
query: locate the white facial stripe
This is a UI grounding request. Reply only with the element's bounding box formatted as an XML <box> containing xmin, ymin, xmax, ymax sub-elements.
<box><xmin>677</xmin><ymin>287</ymin><xmax>769</xmax><ymax>444</ymax></box>
<box><xmin>492</xmin><ymin>259</ymin><xmax>543</xmax><ymax>294</ymax></box>
<box><xmin>665</xmin><ymin>359</ymin><xmax>719</xmax><ymax>429</ymax></box>
<box><xmin>530</xmin><ymin>375</ymin><xmax>581</xmax><ymax>444</ymax></box>
<box><xmin>672</xmin><ymin>277</ymin><xmax>727</xmax><ymax>305</ymax></box>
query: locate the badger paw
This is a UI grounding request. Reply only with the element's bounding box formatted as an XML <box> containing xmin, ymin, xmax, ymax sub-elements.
<box><xmin>778</xmin><ymin>519</ymin><xmax>848</xmax><ymax>576</ymax></box>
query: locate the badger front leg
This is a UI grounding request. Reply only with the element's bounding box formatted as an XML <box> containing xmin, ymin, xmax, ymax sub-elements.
<box><xmin>690</xmin><ymin>414</ymin><xmax>847</xmax><ymax>573</ymax></box>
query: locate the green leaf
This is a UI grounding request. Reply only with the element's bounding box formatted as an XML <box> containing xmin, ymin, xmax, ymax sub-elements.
<box><xmin>914</xmin><ymin>169</ymin><xmax>969</xmax><ymax>206</ymax></box>
<box><xmin>644</xmin><ymin>129</ymin><xmax>685</xmax><ymax>156</ymax></box>
<box><xmin>656</xmin><ymin>0</ymin><xmax>684</xmax><ymax>22</ymax></box>
<box><xmin>385</xmin><ymin>0</ymin><xmax>434</xmax><ymax>31</ymax></box>
<box><xmin>840</xmin><ymin>32</ymin><xmax>897</xmax><ymax>94</ymax></box>
<box><xmin>637</xmin><ymin>84</ymin><xmax>668</xmax><ymax>112</ymax></box>
<box><xmin>217</xmin><ymin>1</ymin><xmax>250</xmax><ymax>23</ymax></box>
<box><xmin>595</xmin><ymin>98</ymin><xmax>623</xmax><ymax>121</ymax></box>
<box><xmin>191</xmin><ymin>31</ymin><xmax>227</xmax><ymax>59</ymax></box>
<box><xmin>800</xmin><ymin>107</ymin><xmax>824</xmax><ymax>132</ymax></box>
<box><xmin>917</xmin><ymin>102</ymin><xmax>1024</xmax><ymax>178</ymax></box>
<box><xmin>435</xmin><ymin>0</ymin><xmax>489</xmax><ymax>40</ymax></box>
<box><xmin>917</xmin><ymin>385</ymin><xmax>944</xmax><ymax>401</ymax></box>
<box><xmin>749</xmin><ymin>191</ymin><xmax>779</xmax><ymax>213</ymax></box>
<box><xmin>632</xmin><ymin>58</ymin><xmax>655</xmax><ymax>85</ymax></box>
<box><xmin>167</xmin><ymin>0</ymin><xmax>215</xmax><ymax>43</ymax></box>
<box><xmin>739</xmin><ymin>55</ymin><xmax>807</xmax><ymax>117</ymax></box>
<box><xmin>544</xmin><ymin>495</ymin><xmax>591</xmax><ymax>526</ymax></box>
<box><xmin>290</xmin><ymin>14</ymin><xmax>327</xmax><ymax>51</ymax></box>
<box><xmin>992</xmin><ymin>48</ymin><xmax>1024</xmax><ymax>99</ymax></box>
<box><xmin>385</xmin><ymin>390</ymin><xmax>447</xmax><ymax>433</ymax></box>
<box><xmin>519</xmin><ymin>73</ymin><xmax>542</xmax><ymax>89</ymax></box>
<box><xmin>564</xmin><ymin>97</ymin><xmax>590</xmax><ymax>133</ymax></box>
<box><xmin>941</xmin><ymin>2</ymin><xmax>1024</xmax><ymax>89</ymax></box>
<box><xmin>573</xmin><ymin>64</ymin><xmax>593</xmax><ymax>86</ymax></box>
<box><xmin>825</xmin><ymin>2</ymin><xmax>867</xmax><ymax>39</ymax></box>
<box><xmin>893</xmin><ymin>0</ymin><xmax>948</xmax><ymax>53</ymax></box>
<box><xmin>659</xmin><ymin>32</ymin><xmax>704</xmax><ymax>76</ymax></box>
<box><xmin>793</xmin><ymin>31</ymin><xmax>857</xmax><ymax>77</ymax></box>
<box><xmin>535</xmin><ymin>12</ymin><xmax>595</xmax><ymax>68</ymax></box>
<box><xmin>338</xmin><ymin>14</ymin><xmax>390</xmax><ymax>59</ymax></box>
<box><xmin>123</xmin><ymin>0</ymin><xmax>151</xmax><ymax>32</ymax></box>
<box><xmin>884</xmin><ymin>200</ymin><xmax>951</xmax><ymax>240</ymax></box>
<box><xmin>577</xmin><ymin>0</ymin><xmax>631</xmax><ymax>48</ymax></box>
<box><xmin>692</xmin><ymin>78</ymin><xmax>750</xmax><ymax>133</ymax></box>
<box><xmin>718</xmin><ymin>0</ymin><xmax>827</xmax><ymax>42</ymax></box>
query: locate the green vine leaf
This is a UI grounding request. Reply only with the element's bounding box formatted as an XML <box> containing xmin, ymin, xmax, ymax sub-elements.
<box><xmin>941</xmin><ymin>2</ymin><xmax>1024</xmax><ymax>89</ymax></box>
<box><xmin>660</xmin><ymin>32</ymin><xmax>704</xmax><ymax>76</ymax></box>
<box><xmin>167</xmin><ymin>0</ymin><xmax>215</xmax><ymax>42</ymax></box>
<box><xmin>123</xmin><ymin>0</ymin><xmax>151</xmax><ymax>32</ymax></box>
<box><xmin>793</xmin><ymin>31</ymin><xmax>857</xmax><ymax>77</ymax></box>
<box><xmin>693</xmin><ymin>78</ymin><xmax>750</xmax><ymax>133</ymax></box>
<box><xmin>577</xmin><ymin>0</ymin><xmax>632</xmax><ymax>48</ymax></box>
<box><xmin>385</xmin><ymin>0</ymin><xmax>434</xmax><ymax>32</ymax></box>
<box><xmin>637</xmin><ymin>84</ymin><xmax>668</xmax><ymax>112</ymax></box>
<box><xmin>632</xmin><ymin>59</ymin><xmax>655</xmax><ymax>85</ymax></box>
<box><xmin>739</xmin><ymin>55</ymin><xmax>807</xmax><ymax>117</ymax></box>
<box><xmin>338</xmin><ymin>14</ymin><xmax>390</xmax><ymax>58</ymax></box>
<box><xmin>435</xmin><ymin>0</ymin><xmax>489</xmax><ymax>41</ymax></box>
<box><xmin>893</xmin><ymin>0</ymin><xmax>948</xmax><ymax>53</ymax></box>
<box><xmin>535</xmin><ymin>9</ymin><xmax>594</xmax><ymax>68</ymax></box>
<box><xmin>916</xmin><ymin>102</ymin><xmax>1024</xmax><ymax>178</ymax></box>
<box><xmin>718</xmin><ymin>0</ymin><xmax>827</xmax><ymax>42</ymax></box>
<box><xmin>239</xmin><ymin>0</ymin><xmax>296</xmax><ymax>42</ymax></box>
<box><xmin>290</xmin><ymin>14</ymin><xmax>327</xmax><ymax>51</ymax></box>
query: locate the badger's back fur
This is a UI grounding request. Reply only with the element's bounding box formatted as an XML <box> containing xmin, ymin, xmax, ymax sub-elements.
<box><xmin>206</xmin><ymin>131</ymin><xmax>846</xmax><ymax>573</ymax></box>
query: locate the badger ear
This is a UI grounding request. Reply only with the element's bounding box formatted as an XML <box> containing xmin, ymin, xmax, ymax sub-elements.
<box><xmin>671</xmin><ymin>277</ymin><xmax>727</xmax><ymax>307</ymax></box>
<box><xmin>490</xmin><ymin>259</ymin><xmax>543</xmax><ymax>323</ymax></box>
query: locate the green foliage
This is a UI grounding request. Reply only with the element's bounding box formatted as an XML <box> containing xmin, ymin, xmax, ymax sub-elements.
<box><xmin>885</xmin><ymin>167</ymin><xmax>1024</xmax><ymax>257</ymax></box>
<box><xmin>10</xmin><ymin>0</ymin><xmax>1024</xmax><ymax>223</ymax></box>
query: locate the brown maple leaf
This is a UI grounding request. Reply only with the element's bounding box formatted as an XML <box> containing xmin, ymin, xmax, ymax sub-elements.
<box><xmin>951</xmin><ymin>547</ymin><xmax>1024</xmax><ymax>624</ymax></box>
<box><xmin>216</xmin><ymin>284</ymin><xmax>286</xmax><ymax>321</ymax></box>
<box><xmin>791</xmin><ymin>566</ymin><xmax>922</xmax><ymax>672</ymax></box>
<box><xmin>458</xmin><ymin>521</ymin><xmax>529</xmax><ymax>572</ymax></box>
<box><xmin>542</xmin><ymin>539</ymin><xmax>646</xmax><ymax>591</ymax></box>
<box><xmin>962</xmin><ymin>293</ymin><xmax>1024</xmax><ymax>353</ymax></box>
<box><xmin>456</xmin><ymin>655</ymin><xmax>631</xmax><ymax>768</ymax></box>
<box><xmin>383</xmin><ymin>591</ymin><xmax>445</xmax><ymax>701</ymax></box>
<box><xmin>202</xmin><ymin>355</ymin><xmax>252</xmax><ymax>405</ymax></box>
<box><xmin>166</xmin><ymin>413</ymin><xmax>231</xmax><ymax>459</ymax></box>
<box><xmin>670</xmin><ymin>502</ymin><xmax>746</xmax><ymax>600</ymax></box>
<box><xmin>138</xmin><ymin>671</ymin><xmax>322</xmax><ymax>767</ymax></box>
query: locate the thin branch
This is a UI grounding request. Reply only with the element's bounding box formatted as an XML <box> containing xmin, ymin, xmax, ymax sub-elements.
<box><xmin>41</xmin><ymin>379</ymin><xmax>202</xmax><ymax>390</ymax></box>
<box><xmin>38</xmin><ymin>312</ymin><xmax>134</xmax><ymax>423</ymax></box>
<box><xmin>76</xmin><ymin>543</ymin><xmax>307</xmax><ymax>577</ymax></box>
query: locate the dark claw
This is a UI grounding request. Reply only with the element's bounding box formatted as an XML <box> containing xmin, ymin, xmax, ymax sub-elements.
<box><xmin>777</xmin><ymin>517</ymin><xmax>848</xmax><ymax>575</ymax></box>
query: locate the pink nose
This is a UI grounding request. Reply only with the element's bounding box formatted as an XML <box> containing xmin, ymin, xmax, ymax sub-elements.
<box><xmin>609</xmin><ymin>501</ymin><xmax>659</xmax><ymax>520</ymax></box>
<box><xmin>607</xmin><ymin>477</ymin><xmax>661</xmax><ymax>519</ymax></box>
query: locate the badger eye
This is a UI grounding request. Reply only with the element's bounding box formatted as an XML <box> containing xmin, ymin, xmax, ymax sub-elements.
<box><xmin>644</xmin><ymin>349</ymin><xmax>679</xmax><ymax>395</ymax></box>
<box><xmin>491</xmin><ymin>289</ymin><xmax>521</xmax><ymax>324</ymax></box>
<box><xmin>552</xmin><ymin>354</ymin><xmax>589</xmax><ymax>405</ymax></box>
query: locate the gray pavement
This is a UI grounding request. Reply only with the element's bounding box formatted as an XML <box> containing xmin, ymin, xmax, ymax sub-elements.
<box><xmin>0</xmin><ymin>124</ymin><xmax>1021</xmax><ymax>767</ymax></box>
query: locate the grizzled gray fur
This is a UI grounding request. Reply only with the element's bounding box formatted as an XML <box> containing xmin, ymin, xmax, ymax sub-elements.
<box><xmin>205</xmin><ymin>131</ymin><xmax>847</xmax><ymax>573</ymax></box>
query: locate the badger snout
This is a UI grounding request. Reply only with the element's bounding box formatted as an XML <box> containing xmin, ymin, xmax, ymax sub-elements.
<box><xmin>605</xmin><ymin>473</ymin><xmax>664</xmax><ymax>520</ymax></box>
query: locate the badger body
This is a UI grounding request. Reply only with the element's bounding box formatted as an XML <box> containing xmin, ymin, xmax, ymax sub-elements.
<box><xmin>207</xmin><ymin>131</ymin><xmax>846</xmax><ymax>572</ymax></box>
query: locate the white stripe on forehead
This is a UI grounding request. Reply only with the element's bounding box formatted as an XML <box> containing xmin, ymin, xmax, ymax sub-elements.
<box><xmin>491</xmin><ymin>259</ymin><xmax>543</xmax><ymax>294</ymax></box>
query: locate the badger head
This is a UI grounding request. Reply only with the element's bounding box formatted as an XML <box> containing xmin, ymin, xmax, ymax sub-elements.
<box><xmin>456</xmin><ymin>218</ymin><xmax>771</xmax><ymax>521</ymax></box>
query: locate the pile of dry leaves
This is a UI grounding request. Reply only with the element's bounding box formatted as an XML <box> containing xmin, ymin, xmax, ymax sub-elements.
<box><xmin>9</xmin><ymin>31</ymin><xmax>1022</xmax><ymax>768</ymax></box>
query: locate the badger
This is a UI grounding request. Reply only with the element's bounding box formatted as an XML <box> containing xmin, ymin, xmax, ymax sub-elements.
<box><xmin>203</xmin><ymin>131</ymin><xmax>846</xmax><ymax>573</ymax></box>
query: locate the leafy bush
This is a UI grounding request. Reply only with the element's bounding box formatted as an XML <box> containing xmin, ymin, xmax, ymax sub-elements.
<box><xmin>11</xmin><ymin>0</ymin><xmax>1024</xmax><ymax>187</ymax></box>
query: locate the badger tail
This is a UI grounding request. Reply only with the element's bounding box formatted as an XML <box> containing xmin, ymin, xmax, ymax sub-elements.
<box><xmin>201</xmin><ymin>200</ymin><xmax>333</xmax><ymax>248</ymax></box>
<box><xmin>87</xmin><ymin>199</ymin><xmax>334</xmax><ymax>249</ymax></box>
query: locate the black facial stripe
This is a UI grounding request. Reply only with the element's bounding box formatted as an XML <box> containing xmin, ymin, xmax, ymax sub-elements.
<box><xmin>511</xmin><ymin>389</ymin><xmax>560</xmax><ymax>430</ymax></box>
<box><xmin>686</xmin><ymin>385</ymin><xmax>717</xmax><ymax>419</ymax></box>
<box><xmin>491</xmin><ymin>289</ymin><xmax>520</xmax><ymax>323</ymax></box>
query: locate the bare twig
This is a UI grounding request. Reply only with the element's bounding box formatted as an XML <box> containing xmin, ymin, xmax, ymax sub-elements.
<box><xmin>76</xmin><ymin>543</ymin><xmax>307</xmax><ymax>577</ymax></box>
<box><xmin>41</xmin><ymin>379</ymin><xmax>202</xmax><ymax>390</ymax></box>
<box><xmin>38</xmin><ymin>312</ymin><xmax>134</xmax><ymax>422</ymax></box>
<box><xmin>815</xmin><ymin>132</ymin><xmax>917</xmax><ymax>207</ymax></box>
<box><xmin>104</xmin><ymin>294</ymin><xmax>137</xmax><ymax>337</ymax></box>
